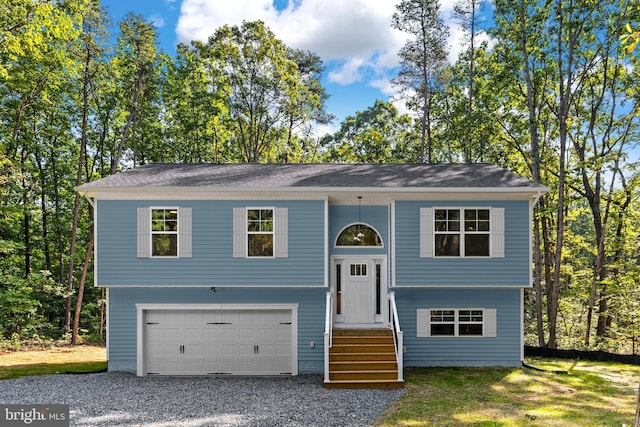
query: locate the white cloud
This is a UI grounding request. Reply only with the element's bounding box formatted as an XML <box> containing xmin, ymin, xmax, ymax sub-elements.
<box><xmin>328</xmin><ymin>57</ymin><xmax>367</xmax><ymax>85</ymax></box>
<box><xmin>174</xmin><ymin>0</ymin><xmax>493</xmax><ymax>120</ymax></box>
<box><xmin>369</xmin><ymin>78</ymin><xmax>396</xmax><ymax>98</ymax></box>
<box><xmin>150</xmin><ymin>15</ymin><xmax>166</xmax><ymax>29</ymax></box>
<box><xmin>176</xmin><ymin>0</ymin><xmax>405</xmax><ymax>87</ymax></box>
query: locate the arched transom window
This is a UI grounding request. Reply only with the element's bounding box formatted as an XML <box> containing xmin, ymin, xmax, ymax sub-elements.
<box><xmin>336</xmin><ymin>224</ymin><xmax>383</xmax><ymax>247</ymax></box>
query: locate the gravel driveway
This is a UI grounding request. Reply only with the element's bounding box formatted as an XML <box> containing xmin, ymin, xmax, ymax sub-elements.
<box><xmin>0</xmin><ymin>372</ymin><xmax>406</xmax><ymax>426</ymax></box>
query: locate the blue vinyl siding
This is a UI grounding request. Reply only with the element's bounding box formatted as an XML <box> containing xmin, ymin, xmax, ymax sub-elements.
<box><xmin>329</xmin><ymin>205</ymin><xmax>389</xmax><ymax>256</ymax></box>
<box><xmin>97</xmin><ymin>200</ymin><xmax>325</xmax><ymax>287</ymax></box>
<box><xmin>108</xmin><ymin>287</ymin><xmax>326</xmax><ymax>374</ymax></box>
<box><xmin>395</xmin><ymin>201</ymin><xmax>530</xmax><ymax>287</ymax></box>
<box><xmin>395</xmin><ymin>288</ymin><xmax>522</xmax><ymax>366</ymax></box>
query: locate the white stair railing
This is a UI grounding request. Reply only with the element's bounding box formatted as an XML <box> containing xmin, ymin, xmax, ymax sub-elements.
<box><xmin>323</xmin><ymin>292</ymin><xmax>333</xmax><ymax>382</ymax></box>
<box><xmin>388</xmin><ymin>292</ymin><xmax>404</xmax><ymax>382</ymax></box>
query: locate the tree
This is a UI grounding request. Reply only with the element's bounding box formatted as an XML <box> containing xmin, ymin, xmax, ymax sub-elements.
<box><xmin>161</xmin><ymin>42</ymin><xmax>230</xmax><ymax>163</ymax></box>
<box><xmin>203</xmin><ymin>20</ymin><xmax>319</xmax><ymax>163</ymax></box>
<box><xmin>453</xmin><ymin>0</ymin><xmax>485</xmax><ymax>161</ymax></box>
<box><xmin>492</xmin><ymin>0</ymin><xmax>556</xmax><ymax>347</ymax></box>
<box><xmin>321</xmin><ymin>100</ymin><xmax>416</xmax><ymax>163</ymax></box>
<box><xmin>110</xmin><ymin>13</ymin><xmax>161</xmax><ymax>172</ymax></box>
<box><xmin>282</xmin><ymin>48</ymin><xmax>334</xmax><ymax>163</ymax></box>
<box><xmin>69</xmin><ymin>0</ymin><xmax>109</xmax><ymax>344</ymax></box>
<box><xmin>391</xmin><ymin>0</ymin><xmax>449</xmax><ymax>163</ymax></box>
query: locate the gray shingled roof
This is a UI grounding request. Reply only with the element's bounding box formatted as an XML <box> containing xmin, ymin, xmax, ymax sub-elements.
<box><xmin>77</xmin><ymin>163</ymin><xmax>546</xmax><ymax>191</ymax></box>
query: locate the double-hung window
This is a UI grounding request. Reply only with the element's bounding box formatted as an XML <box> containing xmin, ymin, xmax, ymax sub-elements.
<box><xmin>151</xmin><ymin>208</ymin><xmax>178</xmax><ymax>257</ymax></box>
<box><xmin>434</xmin><ymin>208</ymin><xmax>490</xmax><ymax>257</ymax></box>
<box><xmin>247</xmin><ymin>208</ymin><xmax>274</xmax><ymax>257</ymax></box>
<box><xmin>136</xmin><ymin>207</ymin><xmax>191</xmax><ymax>258</ymax></box>
<box><xmin>421</xmin><ymin>207</ymin><xmax>503</xmax><ymax>258</ymax></box>
<box><xmin>233</xmin><ymin>207</ymin><xmax>288</xmax><ymax>258</ymax></box>
<box><xmin>417</xmin><ymin>308</ymin><xmax>496</xmax><ymax>337</ymax></box>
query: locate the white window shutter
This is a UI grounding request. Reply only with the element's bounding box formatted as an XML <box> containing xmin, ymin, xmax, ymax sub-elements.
<box><xmin>137</xmin><ymin>207</ymin><xmax>150</xmax><ymax>258</ymax></box>
<box><xmin>274</xmin><ymin>207</ymin><xmax>288</xmax><ymax>258</ymax></box>
<box><xmin>233</xmin><ymin>208</ymin><xmax>246</xmax><ymax>258</ymax></box>
<box><xmin>416</xmin><ymin>309</ymin><xmax>430</xmax><ymax>337</ymax></box>
<box><xmin>491</xmin><ymin>207</ymin><xmax>505</xmax><ymax>258</ymax></box>
<box><xmin>419</xmin><ymin>208</ymin><xmax>433</xmax><ymax>258</ymax></box>
<box><xmin>178</xmin><ymin>207</ymin><xmax>192</xmax><ymax>258</ymax></box>
<box><xmin>484</xmin><ymin>308</ymin><xmax>497</xmax><ymax>337</ymax></box>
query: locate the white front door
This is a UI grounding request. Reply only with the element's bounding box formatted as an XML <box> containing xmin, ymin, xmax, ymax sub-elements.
<box><xmin>334</xmin><ymin>257</ymin><xmax>386</xmax><ymax>325</ymax></box>
<box><xmin>343</xmin><ymin>260</ymin><xmax>374</xmax><ymax>324</ymax></box>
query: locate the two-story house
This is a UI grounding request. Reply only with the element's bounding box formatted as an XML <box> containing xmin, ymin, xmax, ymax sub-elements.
<box><xmin>77</xmin><ymin>163</ymin><xmax>547</xmax><ymax>388</ymax></box>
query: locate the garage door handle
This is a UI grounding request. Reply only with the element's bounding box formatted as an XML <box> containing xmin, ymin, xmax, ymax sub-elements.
<box><xmin>280</xmin><ymin>322</ymin><xmax>291</xmax><ymax>325</ymax></box>
<box><xmin>206</xmin><ymin>322</ymin><xmax>231</xmax><ymax>325</ymax></box>
<box><xmin>179</xmin><ymin>345</ymin><xmax>184</xmax><ymax>354</ymax></box>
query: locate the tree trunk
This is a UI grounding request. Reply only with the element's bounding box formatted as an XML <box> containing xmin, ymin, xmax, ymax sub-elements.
<box><xmin>99</xmin><ymin>287</ymin><xmax>106</xmax><ymax>346</ymax></box>
<box><xmin>65</xmin><ymin>44</ymin><xmax>92</xmax><ymax>335</ymax></box>
<box><xmin>50</xmin><ymin>147</ymin><xmax>65</xmax><ymax>286</ymax></box>
<box><xmin>71</xmin><ymin>225</ymin><xmax>93</xmax><ymax>345</ymax></box>
<box><xmin>34</xmin><ymin>147</ymin><xmax>51</xmax><ymax>271</ymax></box>
<box><xmin>585</xmin><ymin>233</ymin><xmax>605</xmax><ymax>346</ymax></box>
<box><xmin>21</xmin><ymin>147</ymin><xmax>31</xmax><ymax>277</ymax></box>
<box><xmin>549</xmin><ymin>0</ymin><xmax>573</xmax><ymax>349</ymax></box>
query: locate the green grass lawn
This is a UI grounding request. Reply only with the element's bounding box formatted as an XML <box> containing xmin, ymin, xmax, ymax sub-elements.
<box><xmin>0</xmin><ymin>345</ymin><xmax>107</xmax><ymax>380</ymax></box>
<box><xmin>376</xmin><ymin>358</ymin><xmax>640</xmax><ymax>426</ymax></box>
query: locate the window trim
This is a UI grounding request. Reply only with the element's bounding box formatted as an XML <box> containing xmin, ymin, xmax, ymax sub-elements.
<box><xmin>246</xmin><ymin>207</ymin><xmax>275</xmax><ymax>258</ymax></box>
<box><xmin>150</xmin><ymin>206</ymin><xmax>180</xmax><ymax>258</ymax></box>
<box><xmin>434</xmin><ymin>207</ymin><xmax>491</xmax><ymax>258</ymax></box>
<box><xmin>417</xmin><ymin>308</ymin><xmax>497</xmax><ymax>338</ymax></box>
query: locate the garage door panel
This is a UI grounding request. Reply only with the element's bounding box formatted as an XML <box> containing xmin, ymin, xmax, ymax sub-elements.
<box><xmin>146</xmin><ymin>327</ymin><xmax>165</xmax><ymax>340</ymax></box>
<box><xmin>144</xmin><ymin>308</ymin><xmax>294</xmax><ymax>376</ymax></box>
<box><xmin>202</xmin><ymin>342</ymin><xmax>220</xmax><ymax>354</ymax></box>
<box><xmin>257</xmin><ymin>328</ymin><xmax>275</xmax><ymax>339</ymax></box>
<box><xmin>184</xmin><ymin>343</ymin><xmax>207</xmax><ymax>356</ymax></box>
<box><xmin>153</xmin><ymin>344</ymin><xmax>181</xmax><ymax>356</ymax></box>
<box><xmin>146</xmin><ymin>311</ymin><xmax>165</xmax><ymax>323</ymax></box>
<box><xmin>255</xmin><ymin>343</ymin><xmax>275</xmax><ymax>356</ymax></box>
<box><xmin>185</xmin><ymin>328</ymin><xmax>202</xmax><ymax>339</ymax></box>
<box><xmin>184</xmin><ymin>360</ymin><xmax>204</xmax><ymax>372</ymax></box>
<box><xmin>164</xmin><ymin>311</ymin><xmax>186</xmax><ymax>322</ymax></box>
<box><xmin>276</xmin><ymin>345</ymin><xmax>292</xmax><ymax>356</ymax></box>
<box><xmin>236</xmin><ymin>327</ymin><xmax>260</xmax><ymax>340</ymax></box>
<box><xmin>203</xmin><ymin>311</ymin><xmax>223</xmax><ymax>322</ymax></box>
<box><xmin>164</xmin><ymin>327</ymin><xmax>183</xmax><ymax>340</ymax></box>
<box><xmin>202</xmin><ymin>327</ymin><xmax>222</xmax><ymax>339</ymax></box>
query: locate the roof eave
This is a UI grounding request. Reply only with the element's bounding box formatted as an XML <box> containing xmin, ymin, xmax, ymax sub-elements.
<box><xmin>77</xmin><ymin>185</ymin><xmax>549</xmax><ymax>198</ymax></box>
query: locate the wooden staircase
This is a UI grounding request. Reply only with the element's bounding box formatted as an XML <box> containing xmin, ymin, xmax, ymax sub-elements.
<box><xmin>324</xmin><ymin>328</ymin><xmax>404</xmax><ymax>389</ymax></box>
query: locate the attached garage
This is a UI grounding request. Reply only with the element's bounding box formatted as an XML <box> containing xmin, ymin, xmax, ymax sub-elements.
<box><xmin>136</xmin><ymin>304</ymin><xmax>298</xmax><ymax>376</ymax></box>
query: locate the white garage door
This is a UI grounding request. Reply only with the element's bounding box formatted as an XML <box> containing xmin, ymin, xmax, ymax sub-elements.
<box><xmin>143</xmin><ymin>309</ymin><xmax>293</xmax><ymax>376</ymax></box>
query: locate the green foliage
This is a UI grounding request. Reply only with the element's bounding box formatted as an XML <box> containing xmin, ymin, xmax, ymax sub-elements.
<box><xmin>391</xmin><ymin>0</ymin><xmax>449</xmax><ymax>163</ymax></box>
<box><xmin>321</xmin><ymin>100</ymin><xmax>417</xmax><ymax>163</ymax></box>
<box><xmin>0</xmin><ymin>270</ymin><xmax>65</xmax><ymax>339</ymax></box>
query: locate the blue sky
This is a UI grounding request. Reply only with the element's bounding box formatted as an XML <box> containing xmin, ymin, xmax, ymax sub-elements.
<box><xmin>101</xmin><ymin>0</ymin><xmax>484</xmax><ymax>132</ymax></box>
